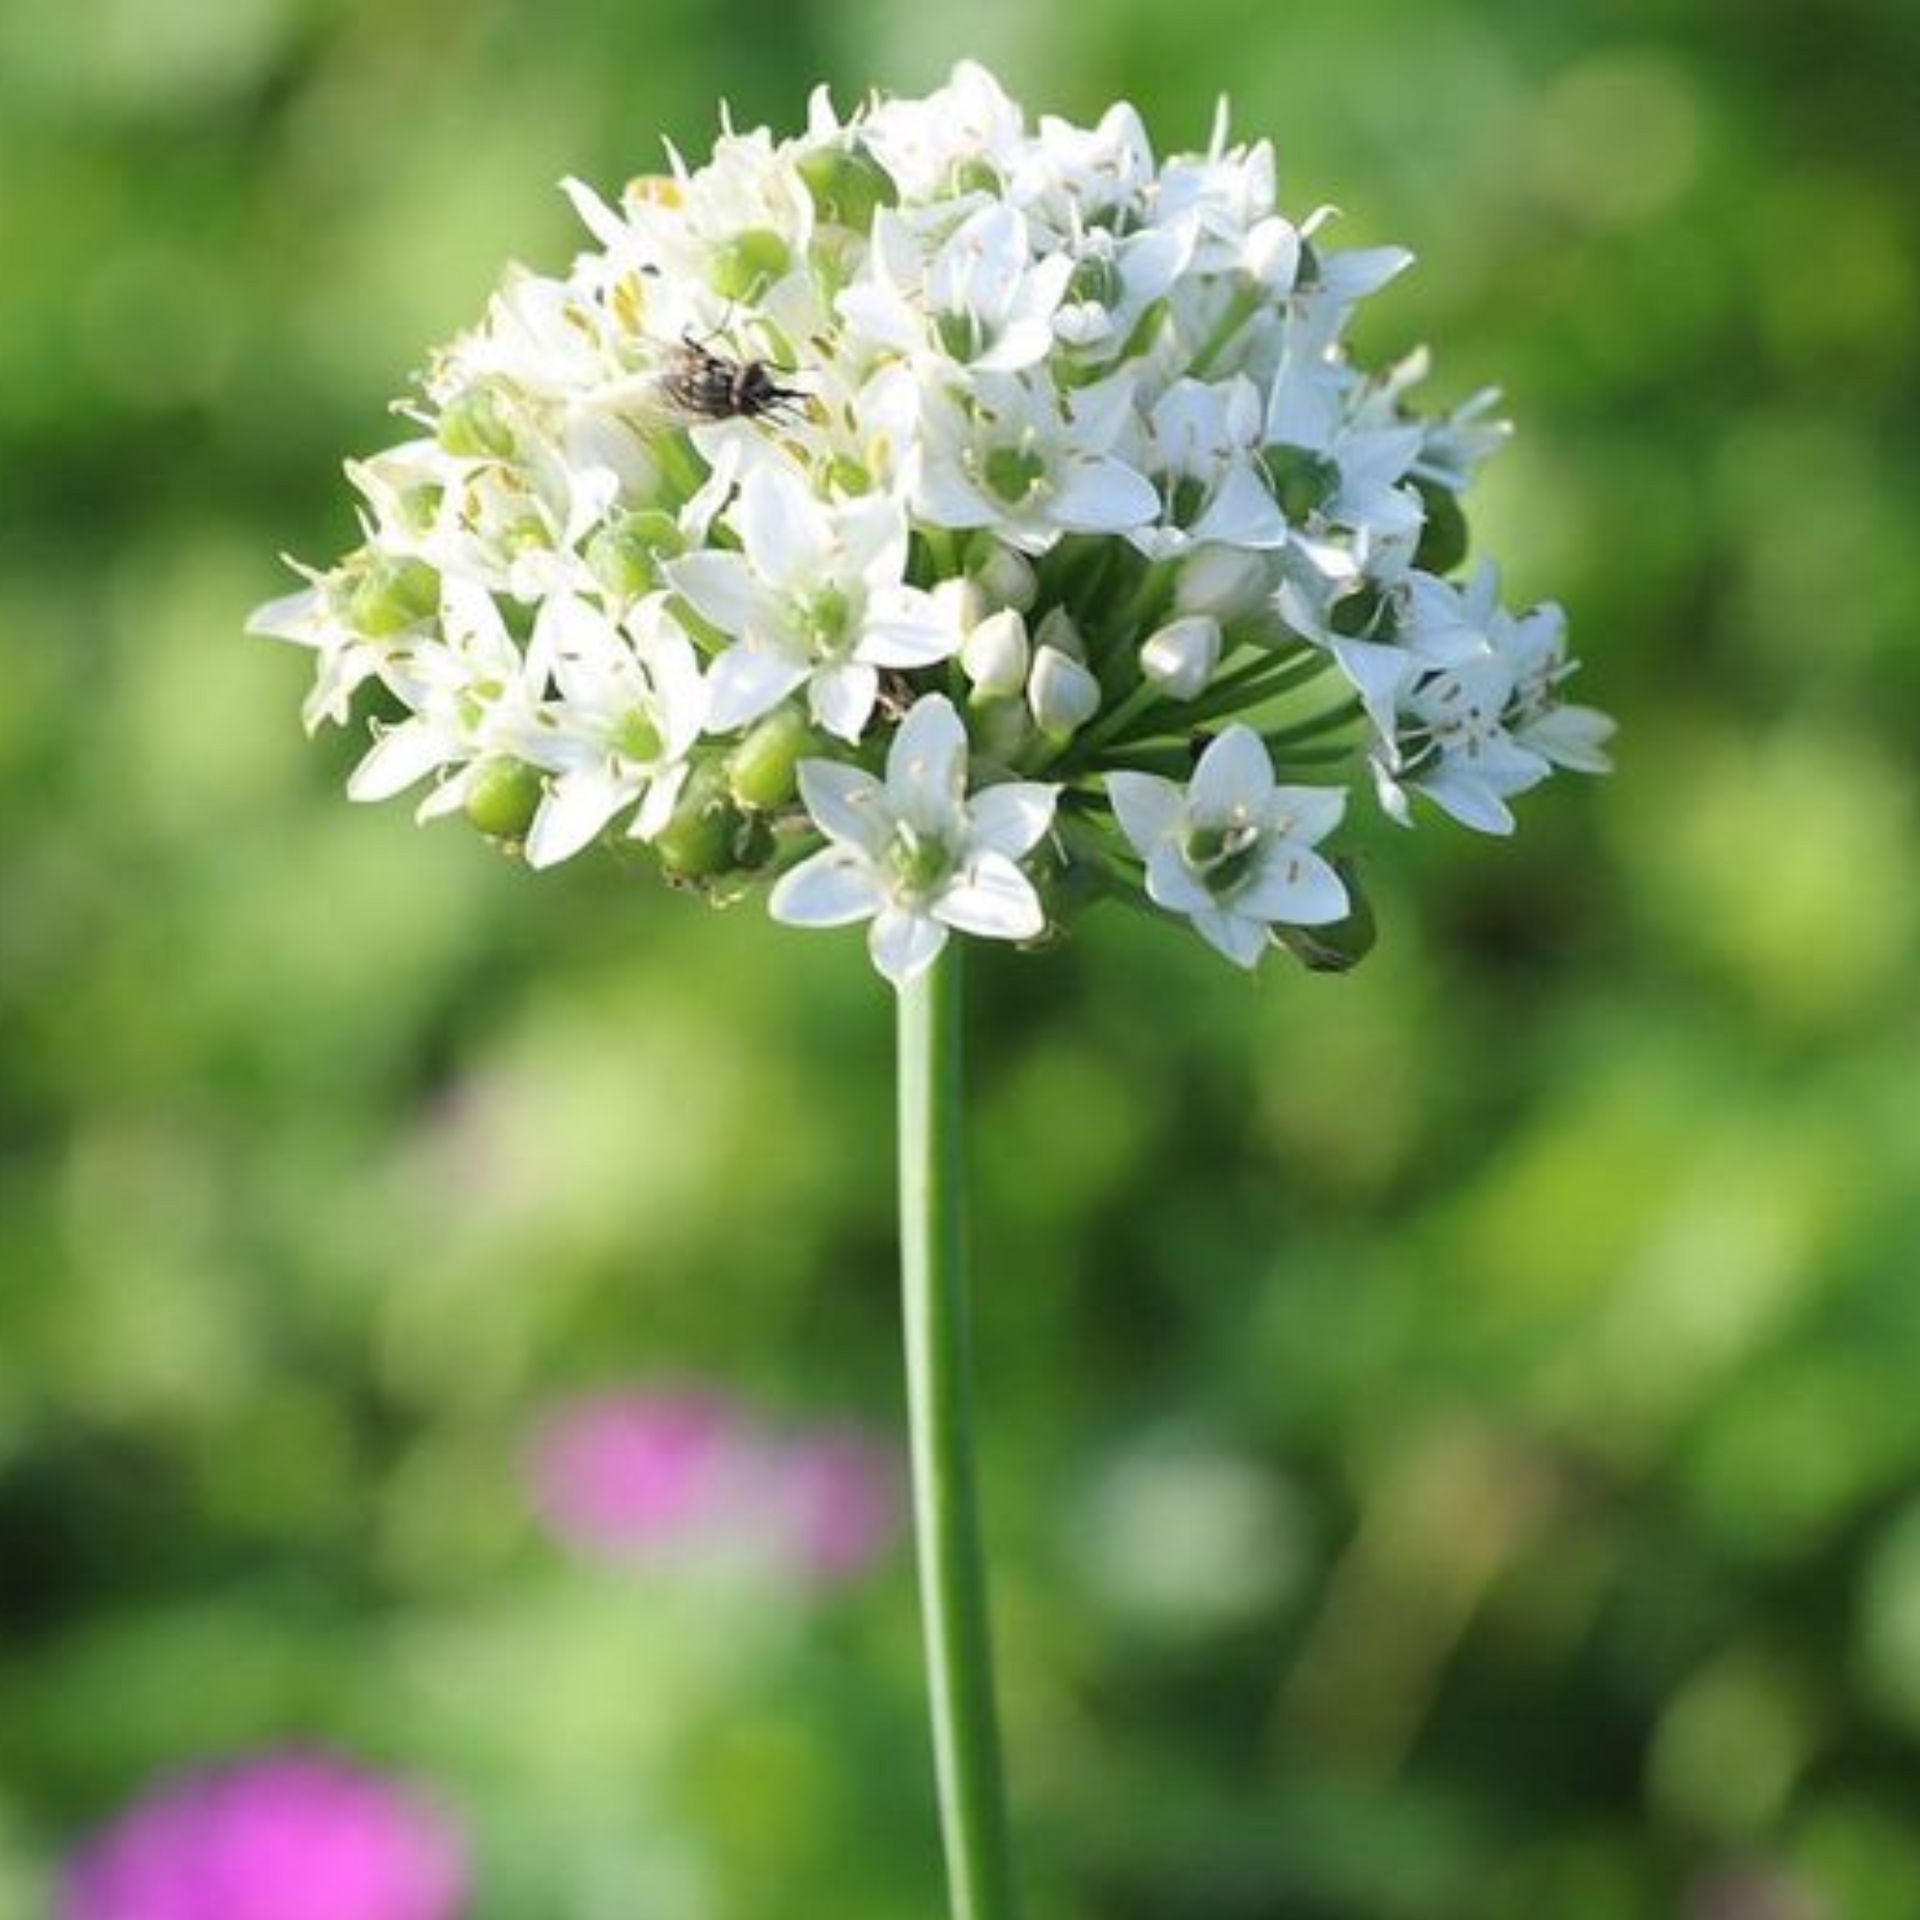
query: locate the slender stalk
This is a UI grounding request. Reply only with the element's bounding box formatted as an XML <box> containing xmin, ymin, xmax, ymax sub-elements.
<box><xmin>897</xmin><ymin>946</ymin><xmax>1021</xmax><ymax>1920</ymax></box>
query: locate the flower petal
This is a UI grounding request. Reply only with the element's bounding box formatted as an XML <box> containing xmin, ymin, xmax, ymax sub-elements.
<box><xmin>885</xmin><ymin>695</ymin><xmax>968</xmax><ymax>836</ymax></box>
<box><xmin>708</xmin><ymin>646</ymin><xmax>809</xmax><ymax>733</ymax></box>
<box><xmin>810</xmin><ymin>660</ymin><xmax>879</xmax><ymax>743</ymax></box>
<box><xmin>1191</xmin><ymin>906</ymin><xmax>1271</xmax><ymax>969</ymax></box>
<box><xmin>347</xmin><ymin>722</ymin><xmax>448</xmax><ymax>802</ymax></box>
<box><xmin>934</xmin><ymin>853</ymin><xmax>1045</xmax><ymax>941</ymax></box>
<box><xmin>525</xmin><ymin>764</ymin><xmax>631</xmax><ymax>868</ymax></box>
<box><xmin>735</xmin><ymin>465</ymin><xmax>831</xmax><ymax>590</ymax></box>
<box><xmin>1145</xmin><ymin>841</ymin><xmax>1215</xmax><ymax>915</ymax></box>
<box><xmin>1106</xmin><ymin>771</ymin><xmax>1183</xmax><ymax>855</ymax></box>
<box><xmin>797</xmin><ymin>759</ymin><xmax>889</xmax><ymax>853</ymax></box>
<box><xmin>1235</xmin><ymin>847</ymin><xmax>1349</xmax><ymax>926</ymax></box>
<box><xmin>769</xmin><ymin>848</ymin><xmax>884</xmax><ymax>927</ymax></box>
<box><xmin>1048</xmin><ymin>455</ymin><xmax>1161</xmax><ymax>534</ymax></box>
<box><xmin>1188</xmin><ymin>725</ymin><xmax>1275</xmax><ymax>823</ymax></box>
<box><xmin>867</xmin><ymin>905</ymin><xmax>948</xmax><ymax>988</ymax></box>
<box><xmin>968</xmin><ymin>782</ymin><xmax>1057</xmax><ymax>859</ymax></box>
<box><xmin>668</xmin><ymin>552</ymin><xmax>762</xmax><ymax>637</ymax></box>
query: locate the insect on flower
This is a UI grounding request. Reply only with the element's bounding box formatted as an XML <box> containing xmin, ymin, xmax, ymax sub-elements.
<box><xmin>655</xmin><ymin>330</ymin><xmax>808</xmax><ymax>424</ymax></box>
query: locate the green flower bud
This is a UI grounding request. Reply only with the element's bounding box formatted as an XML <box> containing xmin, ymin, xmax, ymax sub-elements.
<box><xmin>727</xmin><ymin>707</ymin><xmax>816</xmax><ymax>810</ymax></box>
<box><xmin>588</xmin><ymin>510</ymin><xmax>685</xmax><ymax>600</ymax></box>
<box><xmin>654</xmin><ymin>763</ymin><xmax>771</xmax><ymax>880</ymax></box>
<box><xmin>1413</xmin><ymin>479</ymin><xmax>1470</xmax><ymax>577</ymax></box>
<box><xmin>796</xmin><ymin>140</ymin><xmax>897</xmax><ymax>229</ymax></box>
<box><xmin>710</xmin><ymin>228</ymin><xmax>792</xmax><ymax>301</ymax></box>
<box><xmin>348</xmin><ymin>554</ymin><xmax>440</xmax><ymax>636</ymax></box>
<box><xmin>1278</xmin><ymin>860</ymin><xmax>1376</xmax><ymax>972</ymax></box>
<box><xmin>438</xmin><ymin>384</ymin><xmax>515</xmax><ymax>459</ymax></box>
<box><xmin>1262</xmin><ymin>444</ymin><xmax>1340</xmax><ymax>525</ymax></box>
<box><xmin>463</xmin><ymin>757</ymin><xmax>544</xmax><ymax>839</ymax></box>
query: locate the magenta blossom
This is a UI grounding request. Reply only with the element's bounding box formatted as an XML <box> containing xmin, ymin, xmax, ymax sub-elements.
<box><xmin>525</xmin><ymin>1388</ymin><xmax>756</xmax><ymax>1566</ymax></box>
<box><xmin>526</xmin><ymin>1387</ymin><xmax>898</xmax><ymax>1586</ymax></box>
<box><xmin>62</xmin><ymin>1752</ymin><xmax>466</xmax><ymax>1920</ymax></box>
<box><xmin>771</xmin><ymin>1428</ymin><xmax>900</xmax><ymax>1587</ymax></box>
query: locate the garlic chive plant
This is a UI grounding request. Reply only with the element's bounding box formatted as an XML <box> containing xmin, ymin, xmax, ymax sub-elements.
<box><xmin>253</xmin><ymin>62</ymin><xmax>1611</xmax><ymax>1920</ymax></box>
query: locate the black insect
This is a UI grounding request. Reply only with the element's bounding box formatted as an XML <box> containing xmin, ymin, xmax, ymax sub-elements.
<box><xmin>656</xmin><ymin>332</ymin><xmax>806</xmax><ymax>424</ymax></box>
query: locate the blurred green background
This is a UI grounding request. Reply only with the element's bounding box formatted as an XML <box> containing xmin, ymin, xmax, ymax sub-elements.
<box><xmin>4</xmin><ymin>0</ymin><xmax>1919</xmax><ymax>1915</ymax></box>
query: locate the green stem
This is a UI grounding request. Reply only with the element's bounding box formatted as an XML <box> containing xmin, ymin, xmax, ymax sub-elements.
<box><xmin>897</xmin><ymin>946</ymin><xmax>1021</xmax><ymax>1920</ymax></box>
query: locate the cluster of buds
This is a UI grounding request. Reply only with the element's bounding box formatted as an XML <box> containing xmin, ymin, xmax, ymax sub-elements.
<box><xmin>253</xmin><ymin>64</ymin><xmax>1611</xmax><ymax>985</ymax></box>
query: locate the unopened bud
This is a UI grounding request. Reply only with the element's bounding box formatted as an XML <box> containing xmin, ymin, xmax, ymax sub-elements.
<box><xmin>1028</xmin><ymin>646</ymin><xmax>1101</xmax><ymax>737</ymax></box>
<box><xmin>710</xmin><ymin>228</ymin><xmax>792</xmax><ymax>302</ymax></box>
<box><xmin>1139</xmin><ymin>615</ymin><xmax>1221</xmax><ymax>701</ymax></box>
<box><xmin>463</xmin><ymin>757</ymin><xmax>544</xmax><ymax>839</ymax></box>
<box><xmin>655</xmin><ymin>764</ymin><xmax>742</xmax><ymax>879</ymax></box>
<box><xmin>961</xmin><ymin>609</ymin><xmax>1030</xmax><ymax>702</ymax></box>
<box><xmin>727</xmin><ymin>707</ymin><xmax>816</xmax><ymax>810</ymax></box>
<box><xmin>1243</xmin><ymin>216</ymin><xmax>1301</xmax><ymax>290</ymax></box>
<box><xmin>1032</xmin><ymin>606</ymin><xmax>1086</xmax><ymax>661</ymax></box>
<box><xmin>1175</xmin><ymin>545</ymin><xmax>1270</xmax><ymax>622</ymax></box>
<box><xmin>587</xmin><ymin>510</ymin><xmax>684</xmax><ymax>599</ymax></box>
<box><xmin>969</xmin><ymin>541</ymin><xmax>1037</xmax><ymax>612</ymax></box>
<box><xmin>796</xmin><ymin>140</ymin><xmax>897</xmax><ymax>231</ymax></box>
<box><xmin>437</xmin><ymin>384</ymin><xmax>515</xmax><ymax>460</ymax></box>
<box><xmin>347</xmin><ymin>554</ymin><xmax>439</xmax><ymax>636</ymax></box>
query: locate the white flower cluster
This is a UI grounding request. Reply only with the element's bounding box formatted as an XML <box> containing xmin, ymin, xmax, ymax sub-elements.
<box><xmin>252</xmin><ymin>63</ymin><xmax>1611</xmax><ymax>987</ymax></box>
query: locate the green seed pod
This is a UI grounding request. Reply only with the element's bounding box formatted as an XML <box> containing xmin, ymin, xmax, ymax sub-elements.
<box><xmin>463</xmin><ymin>757</ymin><xmax>544</xmax><ymax>839</ymax></box>
<box><xmin>1413</xmin><ymin>480</ymin><xmax>1470</xmax><ymax>577</ymax></box>
<box><xmin>654</xmin><ymin>765</ymin><xmax>743</xmax><ymax>880</ymax></box>
<box><xmin>727</xmin><ymin>707</ymin><xmax>817</xmax><ymax>811</ymax></box>
<box><xmin>437</xmin><ymin>384</ymin><xmax>515</xmax><ymax>460</ymax></box>
<box><xmin>347</xmin><ymin>554</ymin><xmax>440</xmax><ymax>636</ymax></box>
<box><xmin>587</xmin><ymin>511</ymin><xmax>685</xmax><ymax>600</ymax></box>
<box><xmin>797</xmin><ymin>139</ymin><xmax>897</xmax><ymax>230</ymax></box>
<box><xmin>710</xmin><ymin>228</ymin><xmax>792</xmax><ymax>302</ymax></box>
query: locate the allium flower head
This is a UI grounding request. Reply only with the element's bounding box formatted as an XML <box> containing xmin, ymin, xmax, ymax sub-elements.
<box><xmin>62</xmin><ymin>1754</ymin><xmax>466</xmax><ymax>1920</ymax></box>
<box><xmin>254</xmin><ymin>63</ymin><xmax>1611</xmax><ymax>984</ymax></box>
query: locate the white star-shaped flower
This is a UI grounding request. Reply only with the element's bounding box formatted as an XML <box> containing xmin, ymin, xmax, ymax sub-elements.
<box><xmin>669</xmin><ymin>463</ymin><xmax>957</xmax><ymax>742</ymax></box>
<box><xmin>1108</xmin><ymin>726</ymin><xmax>1348</xmax><ymax>968</ymax></box>
<box><xmin>770</xmin><ymin>694</ymin><xmax>1058</xmax><ymax>986</ymax></box>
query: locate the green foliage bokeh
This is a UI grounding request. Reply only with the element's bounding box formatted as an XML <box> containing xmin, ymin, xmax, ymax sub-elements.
<box><xmin>3</xmin><ymin>2</ymin><xmax>1919</xmax><ymax>1916</ymax></box>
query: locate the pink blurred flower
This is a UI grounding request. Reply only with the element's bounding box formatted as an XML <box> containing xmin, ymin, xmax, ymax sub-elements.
<box><xmin>525</xmin><ymin>1389</ymin><xmax>756</xmax><ymax>1566</ymax></box>
<box><xmin>526</xmin><ymin>1387</ymin><xmax>898</xmax><ymax>1586</ymax></box>
<box><xmin>62</xmin><ymin>1752</ymin><xmax>466</xmax><ymax>1920</ymax></box>
<box><xmin>772</xmin><ymin>1428</ymin><xmax>899</xmax><ymax>1587</ymax></box>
